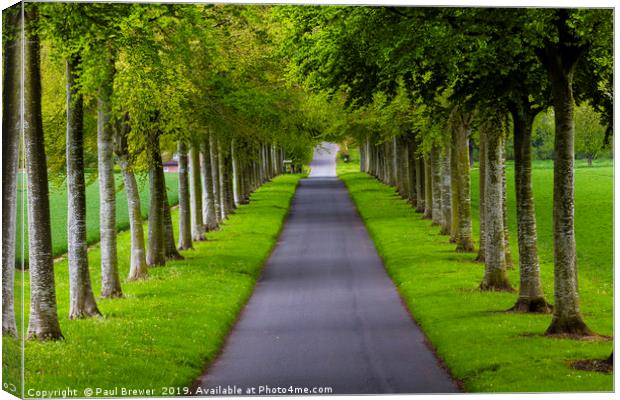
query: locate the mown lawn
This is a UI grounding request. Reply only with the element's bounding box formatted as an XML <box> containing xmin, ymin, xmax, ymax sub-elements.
<box><xmin>338</xmin><ymin>152</ymin><xmax>613</xmax><ymax>392</ymax></box>
<box><xmin>3</xmin><ymin>174</ymin><xmax>301</xmax><ymax>397</ymax></box>
<box><xmin>15</xmin><ymin>173</ymin><xmax>180</xmax><ymax>263</ymax></box>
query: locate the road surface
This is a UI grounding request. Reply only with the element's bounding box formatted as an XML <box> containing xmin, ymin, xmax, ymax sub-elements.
<box><xmin>194</xmin><ymin>143</ymin><xmax>458</xmax><ymax>395</ymax></box>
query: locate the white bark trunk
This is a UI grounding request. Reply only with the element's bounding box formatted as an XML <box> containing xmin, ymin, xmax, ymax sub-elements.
<box><xmin>66</xmin><ymin>56</ymin><xmax>101</xmax><ymax>319</ymax></box>
<box><xmin>97</xmin><ymin>92</ymin><xmax>122</xmax><ymax>298</ymax></box>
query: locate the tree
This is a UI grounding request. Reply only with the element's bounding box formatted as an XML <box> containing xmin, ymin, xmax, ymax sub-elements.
<box><xmin>430</xmin><ymin>146</ymin><xmax>444</xmax><ymax>227</ymax></box>
<box><xmin>24</xmin><ymin>4</ymin><xmax>63</xmax><ymax>339</ymax></box>
<box><xmin>97</xmin><ymin>56</ymin><xmax>122</xmax><ymax>299</ymax></box>
<box><xmin>114</xmin><ymin>118</ymin><xmax>149</xmax><ymax>280</ymax></box>
<box><xmin>209</xmin><ymin>135</ymin><xmax>222</xmax><ymax>224</ymax></box>
<box><xmin>161</xmin><ymin>164</ymin><xmax>183</xmax><ymax>260</ymax></box>
<box><xmin>177</xmin><ymin>141</ymin><xmax>193</xmax><ymax>250</ymax></box>
<box><xmin>66</xmin><ymin>54</ymin><xmax>101</xmax><ymax>319</ymax></box>
<box><xmin>475</xmin><ymin>131</ymin><xmax>486</xmax><ymax>263</ymax></box>
<box><xmin>449</xmin><ymin>108</ymin><xmax>475</xmax><ymax>252</ymax></box>
<box><xmin>479</xmin><ymin>115</ymin><xmax>513</xmax><ymax>291</ymax></box>
<box><xmin>2</xmin><ymin>4</ymin><xmax>22</xmax><ymax>337</ymax></box>
<box><xmin>440</xmin><ymin>147</ymin><xmax>452</xmax><ymax>236</ymax></box>
<box><xmin>574</xmin><ymin>104</ymin><xmax>609</xmax><ymax>165</ymax></box>
<box><xmin>509</xmin><ymin>99</ymin><xmax>551</xmax><ymax>312</ymax></box>
<box><xmin>533</xmin><ymin>8</ymin><xmax>612</xmax><ymax>336</ymax></box>
<box><xmin>189</xmin><ymin>143</ymin><xmax>207</xmax><ymax>241</ymax></box>
<box><xmin>37</xmin><ymin>1</ymin><xmax>103</xmax><ymax>318</ymax></box>
<box><xmin>200</xmin><ymin>136</ymin><xmax>219</xmax><ymax>231</ymax></box>
<box><xmin>146</xmin><ymin>128</ymin><xmax>166</xmax><ymax>267</ymax></box>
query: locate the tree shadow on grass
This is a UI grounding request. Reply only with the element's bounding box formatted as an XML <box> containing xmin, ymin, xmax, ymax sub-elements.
<box><xmin>516</xmin><ymin>332</ymin><xmax>612</xmax><ymax>342</ymax></box>
<box><xmin>569</xmin><ymin>358</ymin><xmax>613</xmax><ymax>374</ymax></box>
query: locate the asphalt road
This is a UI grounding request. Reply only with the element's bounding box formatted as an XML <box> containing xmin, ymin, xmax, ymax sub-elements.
<box><xmin>194</xmin><ymin>143</ymin><xmax>458</xmax><ymax>395</ymax></box>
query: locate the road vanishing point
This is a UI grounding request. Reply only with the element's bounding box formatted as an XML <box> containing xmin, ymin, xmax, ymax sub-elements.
<box><xmin>195</xmin><ymin>142</ymin><xmax>459</xmax><ymax>395</ymax></box>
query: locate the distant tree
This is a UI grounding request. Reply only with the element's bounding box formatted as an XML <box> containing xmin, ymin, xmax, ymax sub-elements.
<box><xmin>532</xmin><ymin>110</ymin><xmax>555</xmax><ymax>160</ymax></box>
<box><xmin>574</xmin><ymin>104</ymin><xmax>609</xmax><ymax>166</ymax></box>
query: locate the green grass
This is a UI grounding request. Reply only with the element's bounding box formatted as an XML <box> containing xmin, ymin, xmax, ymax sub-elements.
<box><xmin>3</xmin><ymin>174</ymin><xmax>302</xmax><ymax>397</ymax></box>
<box><xmin>15</xmin><ymin>173</ymin><xmax>179</xmax><ymax>263</ymax></box>
<box><xmin>337</xmin><ymin>152</ymin><xmax>613</xmax><ymax>392</ymax></box>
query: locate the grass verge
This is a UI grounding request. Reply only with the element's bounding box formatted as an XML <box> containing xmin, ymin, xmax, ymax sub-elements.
<box><xmin>337</xmin><ymin>152</ymin><xmax>612</xmax><ymax>392</ymax></box>
<box><xmin>3</xmin><ymin>174</ymin><xmax>302</xmax><ymax>397</ymax></box>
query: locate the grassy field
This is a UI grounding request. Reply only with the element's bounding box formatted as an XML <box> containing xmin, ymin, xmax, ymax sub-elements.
<box><xmin>338</xmin><ymin>151</ymin><xmax>613</xmax><ymax>392</ymax></box>
<box><xmin>2</xmin><ymin>174</ymin><xmax>302</xmax><ymax>397</ymax></box>
<box><xmin>15</xmin><ymin>173</ymin><xmax>179</xmax><ymax>263</ymax></box>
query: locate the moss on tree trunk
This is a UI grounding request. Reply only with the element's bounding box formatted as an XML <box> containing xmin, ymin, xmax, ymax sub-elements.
<box><xmin>146</xmin><ymin>130</ymin><xmax>166</xmax><ymax>267</ymax></box>
<box><xmin>543</xmin><ymin>42</ymin><xmax>592</xmax><ymax>336</ymax></box>
<box><xmin>423</xmin><ymin>156</ymin><xmax>433</xmax><ymax>219</ymax></box>
<box><xmin>510</xmin><ymin>105</ymin><xmax>551</xmax><ymax>313</ymax></box>
<box><xmin>480</xmin><ymin>116</ymin><xmax>512</xmax><ymax>292</ymax></box>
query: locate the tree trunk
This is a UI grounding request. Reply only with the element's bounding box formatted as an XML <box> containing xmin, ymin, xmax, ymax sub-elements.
<box><xmin>440</xmin><ymin>148</ymin><xmax>452</xmax><ymax>235</ymax></box>
<box><xmin>415</xmin><ymin>154</ymin><xmax>425</xmax><ymax>213</ymax></box>
<box><xmin>430</xmin><ymin>146</ymin><xmax>443</xmax><ymax>226</ymax></box>
<box><xmin>360</xmin><ymin>140</ymin><xmax>367</xmax><ymax>172</ymax></box>
<box><xmin>391</xmin><ymin>137</ymin><xmax>398</xmax><ymax>187</ymax></box>
<box><xmin>208</xmin><ymin>136</ymin><xmax>221</xmax><ymax>223</ymax></box>
<box><xmin>454</xmin><ymin>115</ymin><xmax>475</xmax><ymax>252</ymax></box>
<box><xmin>223</xmin><ymin>147</ymin><xmax>236</xmax><ymax>216</ymax></box>
<box><xmin>66</xmin><ymin>55</ymin><xmax>101</xmax><ymax>319</ymax></box>
<box><xmin>374</xmin><ymin>143</ymin><xmax>380</xmax><ymax>178</ymax></box>
<box><xmin>231</xmin><ymin>140</ymin><xmax>239</xmax><ymax>205</ymax></box>
<box><xmin>120</xmin><ymin>161</ymin><xmax>148</xmax><ymax>280</ymax></box>
<box><xmin>375</xmin><ymin>145</ymin><xmax>382</xmax><ymax>180</ymax></box>
<box><xmin>146</xmin><ymin>130</ymin><xmax>166</xmax><ymax>267</ymax></box>
<box><xmin>2</xmin><ymin>6</ymin><xmax>21</xmax><ymax>337</ymax></box>
<box><xmin>396</xmin><ymin>137</ymin><xmax>408</xmax><ymax>198</ymax></box>
<box><xmin>218</xmin><ymin>139</ymin><xmax>227</xmax><ymax>219</ymax></box>
<box><xmin>476</xmin><ymin>133</ymin><xmax>487</xmax><ymax>263</ymax></box>
<box><xmin>237</xmin><ymin>158</ymin><xmax>250</xmax><ymax>205</ymax></box>
<box><xmin>200</xmin><ymin>137</ymin><xmax>219</xmax><ymax>229</ymax></box>
<box><xmin>365</xmin><ymin>137</ymin><xmax>372</xmax><ymax>173</ymax></box>
<box><xmin>510</xmin><ymin>107</ymin><xmax>551</xmax><ymax>313</ymax></box>
<box><xmin>480</xmin><ymin>117</ymin><xmax>512</xmax><ymax>291</ymax></box>
<box><xmin>160</xmin><ymin>166</ymin><xmax>183</xmax><ymax>260</ymax></box>
<box><xmin>259</xmin><ymin>144</ymin><xmax>265</xmax><ymax>183</ymax></box>
<box><xmin>423</xmin><ymin>156</ymin><xmax>433</xmax><ymax>219</ymax></box>
<box><xmin>378</xmin><ymin>143</ymin><xmax>385</xmax><ymax>182</ymax></box>
<box><xmin>394</xmin><ymin>138</ymin><xmax>403</xmax><ymax>195</ymax></box>
<box><xmin>543</xmin><ymin>44</ymin><xmax>592</xmax><ymax>336</ymax></box>
<box><xmin>188</xmin><ymin>144</ymin><xmax>206</xmax><ymax>241</ymax></box>
<box><xmin>501</xmin><ymin>150</ymin><xmax>513</xmax><ymax>268</ymax></box>
<box><xmin>251</xmin><ymin>159</ymin><xmax>258</xmax><ymax>191</ymax></box>
<box><xmin>177</xmin><ymin>141</ymin><xmax>192</xmax><ymax>250</ymax></box>
<box><xmin>368</xmin><ymin>142</ymin><xmax>375</xmax><ymax>176</ymax></box>
<box><xmin>24</xmin><ymin>6</ymin><xmax>63</xmax><ymax>339</ymax></box>
<box><xmin>449</xmin><ymin>140</ymin><xmax>459</xmax><ymax>243</ymax></box>
<box><xmin>267</xmin><ymin>143</ymin><xmax>274</xmax><ymax>180</ymax></box>
<box><xmin>407</xmin><ymin>138</ymin><xmax>417</xmax><ymax>206</ymax></box>
<box><xmin>114</xmin><ymin>114</ymin><xmax>148</xmax><ymax>281</ymax></box>
<box><xmin>380</xmin><ymin>144</ymin><xmax>387</xmax><ymax>182</ymax></box>
<box><xmin>97</xmin><ymin>78</ymin><xmax>122</xmax><ymax>299</ymax></box>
